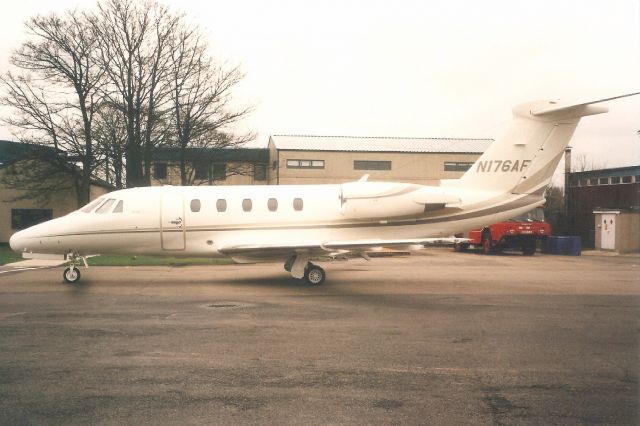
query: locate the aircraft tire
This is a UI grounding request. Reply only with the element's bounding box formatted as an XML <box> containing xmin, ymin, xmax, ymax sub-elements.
<box><xmin>63</xmin><ymin>266</ymin><xmax>81</xmax><ymax>284</ymax></box>
<box><xmin>304</xmin><ymin>263</ymin><xmax>326</xmax><ymax>285</ymax></box>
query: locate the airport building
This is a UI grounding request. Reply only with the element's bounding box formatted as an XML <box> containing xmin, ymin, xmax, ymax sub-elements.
<box><xmin>2</xmin><ymin>136</ymin><xmax>492</xmax><ymax>243</ymax></box>
<box><xmin>268</xmin><ymin>135</ymin><xmax>492</xmax><ymax>185</ymax></box>
<box><xmin>567</xmin><ymin>165</ymin><xmax>640</xmax><ymax>252</ymax></box>
<box><xmin>0</xmin><ymin>140</ymin><xmax>112</xmax><ymax>243</ymax></box>
<box><xmin>149</xmin><ymin>146</ymin><xmax>270</xmax><ymax>186</ymax></box>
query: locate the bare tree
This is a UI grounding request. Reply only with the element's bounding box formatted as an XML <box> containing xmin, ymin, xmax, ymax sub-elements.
<box><xmin>2</xmin><ymin>0</ymin><xmax>254</xmax><ymax>197</ymax></box>
<box><xmin>168</xmin><ymin>25</ymin><xmax>254</xmax><ymax>185</ymax></box>
<box><xmin>1</xmin><ymin>10</ymin><xmax>104</xmax><ymax>206</ymax></box>
<box><xmin>572</xmin><ymin>153</ymin><xmax>607</xmax><ymax>172</ymax></box>
<box><xmin>93</xmin><ymin>103</ymin><xmax>127</xmax><ymax>189</ymax></box>
<box><xmin>91</xmin><ymin>0</ymin><xmax>179</xmax><ymax>187</ymax></box>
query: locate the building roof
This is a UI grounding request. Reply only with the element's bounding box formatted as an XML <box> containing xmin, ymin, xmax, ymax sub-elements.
<box><xmin>152</xmin><ymin>146</ymin><xmax>269</xmax><ymax>162</ymax></box>
<box><xmin>269</xmin><ymin>135</ymin><xmax>493</xmax><ymax>153</ymax></box>
<box><xmin>0</xmin><ymin>140</ymin><xmax>60</xmax><ymax>168</ymax></box>
<box><xmin>570</xmin><ymin>165</ymin><xmax>640</xmax><ymax>180</ymax></box>
<box><xmin>0</xmin><ymin>140</ymin><xmax>113</xmax><ymax>189</ymax></box>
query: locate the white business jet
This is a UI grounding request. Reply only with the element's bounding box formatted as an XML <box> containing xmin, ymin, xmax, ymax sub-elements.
<box><xmin>9</xmin><ymin>95</ymin><xmax>636</xmax><ymax>284</ymax></box>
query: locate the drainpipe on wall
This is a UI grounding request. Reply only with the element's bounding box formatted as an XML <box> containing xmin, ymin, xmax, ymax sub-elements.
<box><xmin>564</xmin><ymin>146</ymin><xmax>572</xmax><ymax>234</ymax></box>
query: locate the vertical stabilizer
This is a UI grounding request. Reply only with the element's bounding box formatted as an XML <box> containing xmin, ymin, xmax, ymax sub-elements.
<box><xmin>458</xmin><ymin>98</ymin><xmax>617</xmax><ymax>195</ymax></box>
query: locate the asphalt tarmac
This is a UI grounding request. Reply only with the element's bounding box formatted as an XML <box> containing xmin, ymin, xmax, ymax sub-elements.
<box><xmin>0</xmin><ymin>250</ymin><xmax>638</xmax><ymax>425</ymax></box>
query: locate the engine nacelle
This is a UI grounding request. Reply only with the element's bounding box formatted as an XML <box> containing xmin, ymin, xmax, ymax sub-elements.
<box><xmin>340</xmin><ymin>181</ymin><xmax>461</xmax><ymax>219</ymax></box>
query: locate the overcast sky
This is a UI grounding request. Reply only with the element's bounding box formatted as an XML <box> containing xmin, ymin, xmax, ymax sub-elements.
<box><xmin>1</xmin><ymin>0</ymin><xmax>638</xmax><ymax>175</ymax></box>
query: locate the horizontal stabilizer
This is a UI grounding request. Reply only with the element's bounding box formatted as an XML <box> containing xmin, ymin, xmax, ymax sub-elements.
<box><xmin>530</xmin><ymin>92</ymin><xmax>639</xmax><ymax>118</ymax></box>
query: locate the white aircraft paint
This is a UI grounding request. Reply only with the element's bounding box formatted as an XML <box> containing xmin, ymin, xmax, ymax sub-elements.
<box><xmin>9</xmin><ymin>95</ymin><xmax>637</xmax><ymax>284</ymax></box>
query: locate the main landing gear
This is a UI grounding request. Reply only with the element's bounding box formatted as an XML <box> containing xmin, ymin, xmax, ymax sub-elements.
<box><xmin>284</xmin><ymin>254</ymin><xmax>326</xmax><ymax>285</ymax></box>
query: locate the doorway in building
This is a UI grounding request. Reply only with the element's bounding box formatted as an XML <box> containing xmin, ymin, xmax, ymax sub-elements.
<box><xmin>601</xmin><ymin>214</ymin><xmax>616</xmax><ymax>250</ymax></box>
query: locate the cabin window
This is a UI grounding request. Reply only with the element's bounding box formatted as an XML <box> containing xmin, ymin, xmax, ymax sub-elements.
<box><xmin>610</xmin><ymin>176</ymin><xmax>621</xmax><ymax>184</ymax></box>
<box><xmin>444</xmin><ymin>161</ymin><xmax>474</xmax><ymax>172</ymax></box>
<box><xmin>622</xmin><ymin>176</ymin><xmax>632</xmax><ymax>183</ymax></box>
<box><xmin>598</xmin><ymin>177</ymin><xmax>609</xmax><ymax>185</ymax></box>
<box><xmin>80</xmin><ymin>198</ymin><xmax>104</xmax><ymax>213</ymax></box>
<box><xmin>154</xmin><ymin>163</ymin><xmax>167</xmax><ymax>179</ymax></box>
<box><xmin>95</xmin><ymin>199</ymin><xmax>116</xmax><ymax>214</ymax></box>
<box><xmin>216</xmin><ymin>199</ymin><xmax>227</xmax><ymax>212</ymax></box>
<box><xmin>113</xmin><ymin>200</ymin><xmax>124</xmax><ymax>213</ymax></box>
<box><xmin>190</xmin><ymin>199</ymin><xmax>201</xmax><ymax>212</ymax></box>
<box><xmin>11</xmin><ymin>208</ymin><xmax>52</xmax><ymax>230</ymax></box>
<box><xmin>267</xmin><ymin>198</ymin><xmax>278</xmax><ymax>211</ymax></box>
<box><xmin>242</xmin><ymin>199</ymin><xmax>252</xmax><ymax>212</ymax></box>
<box><xmin>354</xmin><ymin>160</ymin><xmax>391</xmax><ymax>170</ymax></box>
<box><xmin>293</xmin><ymin>198</ymin><xmax>303</xmax><ymax>211</ymax></box>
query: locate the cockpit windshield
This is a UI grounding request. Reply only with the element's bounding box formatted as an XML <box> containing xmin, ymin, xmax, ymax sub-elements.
<box><xmin>80</xmin><ymin>198</ymin><xmax>104</xmax><ymax>213</ymax></box>
<box><xmin>95</xmin><ymin>199</ymin><xmax>116</xmax><ymax>214</ymax></box>
<box><xmin>510</xmin><ymin>208</ymin><xmax>545</xmax><ymax>222</ymax></box>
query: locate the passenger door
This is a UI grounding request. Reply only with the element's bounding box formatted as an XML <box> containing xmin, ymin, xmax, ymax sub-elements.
<box><xmin>161</xmin><ymin>193</ymin><xmax>186</xmax><ymax>250</ymax></box>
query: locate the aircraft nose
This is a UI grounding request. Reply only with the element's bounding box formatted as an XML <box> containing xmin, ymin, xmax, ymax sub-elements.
<box><xmin>9</xmin><ymin>229</ymin><xmax>27</xmax><ymax>252</ymax></box>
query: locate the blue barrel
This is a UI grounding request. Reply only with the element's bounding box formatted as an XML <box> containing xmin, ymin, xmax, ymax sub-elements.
<box><xmin>556</xmin><ymin>236</ymin><xmax>570</xmax><ymax>255</ymax></box>
<box><xmin>567</xmin><ymin>236</ymin><xmax>582</xmax><ymax>256</ymax></box>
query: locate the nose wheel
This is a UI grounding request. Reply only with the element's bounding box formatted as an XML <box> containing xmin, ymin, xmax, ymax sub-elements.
<box><xmin>63</xmin><ymin>266</ymin><xmax>81</xmax><ymax>283</ymax></box>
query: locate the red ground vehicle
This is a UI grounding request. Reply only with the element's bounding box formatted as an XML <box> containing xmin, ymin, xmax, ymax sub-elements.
<box><xmin>455</xmin><ymin>207</ymin><xmax>551</xmax><ymax>255</ymax></box>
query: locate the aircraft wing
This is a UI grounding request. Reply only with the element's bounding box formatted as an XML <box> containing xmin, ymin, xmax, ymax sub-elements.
<box><xmin>218</xmin><ymin>237</ymin><xmax>468</xmax><ymax>263</ymax></box>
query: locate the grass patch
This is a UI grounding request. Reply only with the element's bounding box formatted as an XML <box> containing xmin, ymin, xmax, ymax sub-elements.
<box><xmin>0</xmin><ymin>243</ymin><xmax>232</xmax><ymax>267</ymax></box>
<box><xmin>0</xmin><ymin>243</ymin><xmax>22</xmax><ymax>265</ymax></box>
<box><xmin>87</xmin><ymin>254</ymin><xmax>233</xmax><ymax>267</ymax></box>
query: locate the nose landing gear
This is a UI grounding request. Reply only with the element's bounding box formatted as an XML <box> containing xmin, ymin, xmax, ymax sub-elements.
<box><xmin>63</xmin><ymin>265</ymin><xmax>81</xmax><ymax>283</ymax></box>
<box><xmin>62</xmin><ymin>252</ymin><xmax>87</xmax><ymax>284</ymax></box>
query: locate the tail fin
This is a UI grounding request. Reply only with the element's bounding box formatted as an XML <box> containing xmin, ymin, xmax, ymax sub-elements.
<box><xmin>459</xmin><ymin>93</ymin><xmax>638</xmax><ymax>195</ymax></box>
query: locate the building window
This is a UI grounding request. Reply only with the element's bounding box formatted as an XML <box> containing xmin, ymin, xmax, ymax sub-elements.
<box><xmin>286</xmin><ymin>159</ymin><xmax>325</xmax><ymax>169</ymax></box>
<box><xmin>598</xmin><ymin>177</ymin><xmax>609</xmax><ymax>185</ymax></box>
<box><xmin>194</xmin><ymin>162</ymin><xmax>208</xmax><ymax>180</ymax></box>
<box><xmin>267</xmin><ymin>198</ymin><xmax>278</xmax><ymax>212</ymax></box>
<box><xmin>579</xmin><ymin>179</ymin><xmax>588</xmax><ymax>186</ymax></box>
<box><xmin>444</xmin><ymin>162</ymin><xmax>474</xmax><ymax>172</ymax></box>
<box><xmin>190</xmin><ymin>199</ymin><xmax>201</xmax><ymax>212</ymax></box>
<box><xmin>254</xmin><ymin>164</ymin><xmax>267</xmax><ymax>181</ymax></box>
<box><xmin>242</xmin><ymin>199</ymin><xmax>252</xmax><ymax>212</ymax></box>
<box><xmin>216</xmin><ymin>199</ymin><xmax>227</xmax><ymax>212</ymax></box>
<box><xmin>610</xmin><ymin>176</ymin><xmax>621</xmax><ymax>184</ymax></box>
<box><xmin>11</xmin><ymin>208</ymin><xmax>53</xmax><ymax>230</ymax></box>
<box><xmin>636</xmin><ymin>175</ymin><xmax>640</xmax><ymax>183</ymax></box>
<box><xmin>212</xmin><ymin>163</ymin><xmax>226</xmax><ymax>181</ymax></box>
<box><xmin>588</xmin><ymin>178</ymin><xmax>598</xmax><ymax>186</ymax></box>
<box><xmin>621</xmin><ymin>176</ymin><xmax>632</xmax><ymax>184</ymax></box>
<box><xmin>154</xmin><ymin>162</ymin><xmax>167</xmax><ymax>179</ymax></box>
<box><xmin>293</xmin><ymin>198</ymin><xmax>303</xmax><ymax>211</ymax></box>
<box><xmin>354</xmin><ymin>160</ymin><xmax>391</xmax><ymax>170</ymax></box>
